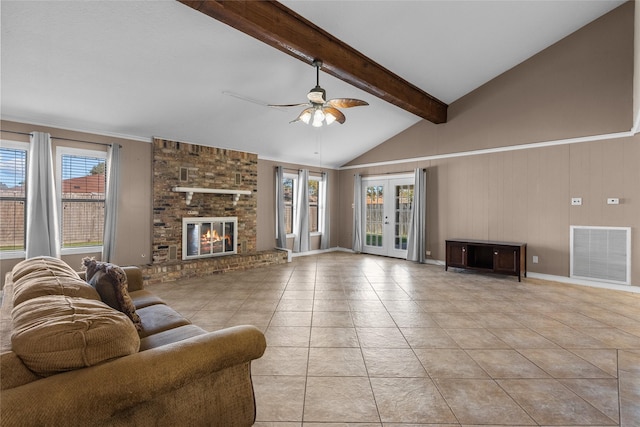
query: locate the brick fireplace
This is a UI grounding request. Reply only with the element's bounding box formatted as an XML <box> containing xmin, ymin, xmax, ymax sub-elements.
<box><xmin>145</xmin><ymin>138</ymin><xmax>286</xmax><ymax>284</ymax></box>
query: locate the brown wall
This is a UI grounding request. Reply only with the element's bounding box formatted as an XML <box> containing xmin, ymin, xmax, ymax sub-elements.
<box><xmin>337</xmin><ymin>2</ymin><xmax>640</xmax><ymax>286</ymax></box>
<box><xmin>256</xmin><ymin>158</ymin><xmax>340</xmax><ymax>252</ymax></box>
<box><xmin>0</xmin><ymin>120</ymin><xmax>153</xmax><ymax>283</ymax></box>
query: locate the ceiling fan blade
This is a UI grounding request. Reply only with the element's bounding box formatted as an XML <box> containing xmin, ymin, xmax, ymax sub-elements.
<box><xmin>290</xmin><ymin>107</ymin><xmax>315</xmax><ymax>123</ymax></box>
<box><xmin>323</xmin><ymin>107</ymin><xmax>346</xmax><ymax>124</ymax></box>
<box><xmin>267</xmin><ymin>103</ymin><xmax>309</xmax><ymax>108</ymax></box>
<box><xmin>327</xmin><ymin>98</ymin><xmax>369</xmax><ymax>109</ymax></box>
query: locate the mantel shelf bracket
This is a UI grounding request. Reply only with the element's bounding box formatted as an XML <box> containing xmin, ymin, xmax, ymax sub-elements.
<box><xmin>172</xmin><ymin>186</ymin><xmax>252</xmax><ymax>206</ymax></box>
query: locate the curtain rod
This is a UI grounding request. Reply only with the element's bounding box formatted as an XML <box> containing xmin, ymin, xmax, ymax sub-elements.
<box><xmin>1</xmin><ymin>129</ymin><xmax>118</xmax><ymax>148</ymax></box>
<box><xmin>283</xmin><ymin>167</ymin><xmax>326</xmax><ymax>175</ymax></box>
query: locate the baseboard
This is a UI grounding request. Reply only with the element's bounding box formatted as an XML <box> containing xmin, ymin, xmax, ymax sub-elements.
<box><xmin>526</xmin><ymin>272</ymin><xmax>639</xmax><ymax>293</ymax></box>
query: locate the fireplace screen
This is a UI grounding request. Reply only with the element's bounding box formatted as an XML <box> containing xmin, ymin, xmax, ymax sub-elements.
<box><xmin>182</xmin><ymin>217</ymin><xmax>237</xmax><ymax>260</ymax></box>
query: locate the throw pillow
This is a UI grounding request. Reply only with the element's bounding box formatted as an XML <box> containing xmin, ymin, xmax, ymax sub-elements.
<box><xmin>11</xmin><ymin>295</ymin><xmax>140</xmax><ymax>376</ymax></box>
<box><xmin>82</xmin><ymin>258</ymin><xmax>142</xmax><ymax>331</ymax></box>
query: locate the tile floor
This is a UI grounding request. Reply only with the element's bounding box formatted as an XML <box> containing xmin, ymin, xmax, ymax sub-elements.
<box><xmin>149</xmin><ymin>252</ymin><xmax>640</xmax><ymax>427</ymax></box>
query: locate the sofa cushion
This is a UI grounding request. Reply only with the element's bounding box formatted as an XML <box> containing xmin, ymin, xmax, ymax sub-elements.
<box><xmin>135</xmin><ymin>304</ymin><xmax>191</xmax><ymax>338</ymax></box>
<box><xmin>139</xmin><ymin>324</ymin><xmax>207</xmax><ymax>351</ymax></box>
<box><xmin>11</xmin><ymin>295</ymin><xmax>140</xmax><ymax>376</ymax></box>
<box><xmin>11</xmin><ymin>256</ymin><xmax>79</xmax><ymax>282</ymax></box>
<box><xmin>82</xmin><ymin>258</ymin><xmax>142</xmax><ymax>331</ymax></box>
<box><xmin>129</xmin><ymin>289</ymin><xmax>167</xmax><ymax>309</ymax></box>
<box><xmin>13</xmin><ymin>273</ymin><xmax>100</xmax><ymax>307</ymax></box>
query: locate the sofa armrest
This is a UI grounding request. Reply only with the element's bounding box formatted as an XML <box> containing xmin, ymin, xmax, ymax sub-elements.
<box><xmin>1</xmin><ymin>325</ymin><xmax>266</xmax><ymax>426</ymax></box>
<box><xmin>121</xmin><ymin>266</ymin><xmax>144</xmax><ymax>292</ymax></box>
<box><xmin>76</xmin><ymin>266</ymin><xmax>144</xmax><ymax>292</ymax></box>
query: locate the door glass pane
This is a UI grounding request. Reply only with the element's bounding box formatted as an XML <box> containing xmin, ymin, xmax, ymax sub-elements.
<box><xmin>365</xmin><ymin>185</ymin><xmax>383</xmax><ymax>247</ymax></box>
<box><xmin>394</xmin><ymin>184</ymin><xmax>413</xmax><ymax>250</ymax></box>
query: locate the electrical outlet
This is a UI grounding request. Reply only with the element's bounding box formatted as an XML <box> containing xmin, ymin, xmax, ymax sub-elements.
<box><xmin>532</xmin><ymin>255</ymin><xmax>539</xmax><ymax>264</ymax></box>
<box><xmin>426</xmin><ymin>250</ymin><xmax>431</xmax><ymax>256</ymax></box>
<box><xmin>571</xmin><ymin>197</ymin><xmax>582</xmax><ymax>206</ymax></box>
<box><xmin>607</xmin><ymin>198</ymin><xmax>619</xmax><ymax>205</ymax></box>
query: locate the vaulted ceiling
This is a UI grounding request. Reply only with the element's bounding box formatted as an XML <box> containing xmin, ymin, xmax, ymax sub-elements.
<box><xmin>1</xmin><ymin>1</ymin><xmax>626</xmax><ymax>168</ymax></box>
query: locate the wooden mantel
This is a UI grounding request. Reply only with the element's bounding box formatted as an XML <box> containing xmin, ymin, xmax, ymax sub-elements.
<box><xmin>172</xmin><ymin>186</ymin><xmax>252</xmax><ymax>206</ymax></box>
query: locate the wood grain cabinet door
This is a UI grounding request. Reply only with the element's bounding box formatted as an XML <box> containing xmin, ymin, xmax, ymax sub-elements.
<box><xmin>446</xmin><ymin>242</ymin><xmax>467</xmax><ymax>268</ymax></box>
<box><xmin>493</xmin><ymin>247</ymin><xmax>518</xmax><ymax>274</ymax></box>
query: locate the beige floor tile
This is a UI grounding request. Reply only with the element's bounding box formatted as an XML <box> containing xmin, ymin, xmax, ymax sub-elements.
<box><xmin>312</xmin><ymin>299</ymin><xmax>350</xmax><ymax>311</ymax></box>
<box><xmin>431</xmin><ymin>312</ymin><xmax>480</xmax><ymax>328</ymax></box>
<box><xmin>307</xmin><ymin>347</ymin><xmax>367</xmax><ymax>376</ymax></box>
<box><xmin>489</xmin><ymin>327</ymin><xmax>560</xmax><ymax>348</ymax></box>
<box><xmin>400</xmin><ymin>327</ymin><xmax>459</xmax><ymax>349</ymax></box>
<box><xmin>226</xmin><ymin>310</ymin><xmax>274</xmax><ymax>327</ymax></box>
<box><xmin>388</xmin><ymin>311</ymin><xmax>438</xmax><ymax>328</ymax></box>
<box><xmin>356</xmin><ymin>327</ymin><xmax>409</xmax><ymax>348</ymax></box>
<box><xmin>534</xmin><ymin>325</ymin><xmax>608</xmax><ymax>348</ymax></box>
<box><xmin>435</xmin><ymin>378</ymin><xmax>535</xmax><ymax>425</ymax></box>
<box><xmin>619</xmin><ymin>350</ymin><xmax>640</xmax><ymax>427</ymax></box>
<box><xmin>518</xmin><ymin>348</ymin><xmax>613</xmax><ymax>378</ymax></box>
<box><xmin>277</xmin><ymin>299</ymin><xmax>314</xmax><ymax>312</ymax></box>
<box><xmin>467</xmin><ymin>349</ymin><xmax>550</xmax><ymax>378</ymax></box>
<box><xmin>581</xmin><ymin>327</ymin><xmax>640</xmax><ymax>349</ymax></box>
<box><xmin>312</xmin><ymin>311</ymin><xmax>353</xmax><ymax>327</ymax></box>
<box><xmin>310</xmin><ymin>327</ymin><xmax>359</xmax><ymax>347</ymax></box>
<box><xmin>265</xmin><ymin>326</ymin><xmax>311</xmax><ymax>347</ymax></box>
<box><xmin>303</xmin><ymin>377</ymin><xmax>379</xmax><ymax>423</ymax></box>
<box><xmin>252</xmin><ymin>346</ymin><xmax>309</xmax><ymax>376</ymax></box>
<box><xmin>468</xmin><ymin>312</ymin><xmax>526</xmax><ymax>328</ymax></box>
<box><xmin>569</xmin><ymin>348</ymin><xmax>619</xmax><ymax>377</ymax></box>
<box><xmin>153</xmin><ymin>253</ymin><xmax>640</xmax><ymax>426</ymax></box>
<box><xmin>253</xmin><ymin>375</ymin><xmax>306</xmax><ymax>422</ymax></box>
<box><xmin>270</xmin><ymin>311</ymin><xmax>312</xmax><ymax>327</ymax></box>
<box><xmin>414</xmin><ymin>349</ymin><xmax>489</xmax><ymax>379</ymax></box>
<box><xmin>498</xmin><ymin>379</ymin><xmax>617</xmax><ymax>425</ymax></box>
<box><xmin>370</xmin><ymin>377</ymin><xmax>457</xmax><ymax>424</ymax></box>
<box><xmin>362</xmin><ymin>348</ymin><xmax>427</xmax><ymax>377</ymax></box>
<box><xmin>560</xmin><ymin>378</ymin><xmax>620</xmax><ymax>423</ymax></box>
<box><xmin>444</xmin><ymin>328</ymin><xmax>510</xmax><ymax>349</ymax></box>
<box><xmin>352</xmin><ymin>311</ymin><xmax>396</xmax><ymax>327</ymax></box>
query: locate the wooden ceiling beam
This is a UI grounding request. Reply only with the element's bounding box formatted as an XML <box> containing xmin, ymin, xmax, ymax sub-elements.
<box><xmin>178</xmin><ymin>0</ymin><xmax>447</xmax><ymax>124</ymax></box>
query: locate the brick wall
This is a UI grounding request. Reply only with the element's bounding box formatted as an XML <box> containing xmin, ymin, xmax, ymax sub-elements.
<box><xmin>150</xmin><ymin>138</ymin><xmax>286</xmax><ymax>283</ymax></box>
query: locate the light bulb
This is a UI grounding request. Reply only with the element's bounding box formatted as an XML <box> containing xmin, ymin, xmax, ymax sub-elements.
<box><xmin>325</xmin><ymin>112</ymin><xmax>336</xmax><ymax>125</ymax></box>
<box><xmin>300</xmin><ymin>111</ymin><xmax>312</xmax><ymax>124</ymax></box>
<box><xmin>312</xmin><ymin>109</ymin><xmax>325</xmax><ymax>127</ymax></box>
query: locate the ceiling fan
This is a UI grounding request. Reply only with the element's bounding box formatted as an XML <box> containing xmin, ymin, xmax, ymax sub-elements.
<box><xmin>269</xmin><ymin>59</ymin><xmax>368</xmax><ymax>127</ymax></box>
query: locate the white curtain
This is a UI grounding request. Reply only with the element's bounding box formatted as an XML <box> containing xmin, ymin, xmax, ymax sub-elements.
<box><xmin>102</xmin><ymin>144</ymin><xmax>120</xmax><ymax>262</ymax></box>
<box><xmin>320</xmin><ymin>172</ymin><xmax>330</xmax><ymax>250</ymax></box>
<box><xmin>274</xmin><ymin>166</ymin><xmax>287</xmax><ymax>248</ymax></box>
<box><xmin>293</xmin><ymin>169</ymin><xmax>309</xmax><ymax>253</ymax></box>
<box><xmin>406</xmin><ymin>168</ymin><xmax>427</xmax><ymax>263</ymax></box>
<box><xmin>352</xmin><ymin>173</ymin><xmax>363</xmax><ymax>253</ymax></box>
<box><xmin>26</xmin><ymin>132</ymin><xmax>60</xmax><ymax>258</ymax></box>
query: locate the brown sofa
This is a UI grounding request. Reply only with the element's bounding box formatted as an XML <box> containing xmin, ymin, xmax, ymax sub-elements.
<box><xmin>0</xmin><ymin>256</ymin><xmax>266</xmax><ymax>426</ymax></box>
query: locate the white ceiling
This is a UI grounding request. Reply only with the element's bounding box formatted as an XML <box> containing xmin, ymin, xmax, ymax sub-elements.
<box><xmin>1</xmin><ymin>0</ymin><xmax>625</xmax><ymax>168</ymax></box>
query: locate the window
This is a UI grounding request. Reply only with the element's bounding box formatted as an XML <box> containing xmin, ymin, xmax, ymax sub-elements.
<box><xmin>280</xmin><ymin>173</ymin><xmax>323</xmax><ymax>236</ymax></box>
<box><xmin>57</xmin><ymin>147</ymin><xmax>107</xmax><ymax>253</ymax></box>
<box><xmin>283</xmin><ymin>176</ymin><xmax>294</xmax><ymax>235</ymax></box>
<box><xmin>308</xmin><ymin>178</ymin><xmax>319</xmax><ymax>233</ymax></box>
<box><xmin>0</xmin><ymin>142</ymin><xmax>28</xmax><ymax>254</ymax></box>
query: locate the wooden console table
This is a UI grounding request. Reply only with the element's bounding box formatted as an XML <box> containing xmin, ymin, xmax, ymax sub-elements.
<box><xmin>445</xmin><ymin>239</ymin><xmax>527</xmax><ymax>281</ymax></box>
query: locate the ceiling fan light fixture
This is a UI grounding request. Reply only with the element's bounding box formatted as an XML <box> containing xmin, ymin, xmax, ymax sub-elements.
<box><xmin>312</xmin><ymin>108</ymin><xmax>325</xmax><ymax>127</ymax></box>
<box><xmin>300</xmin><ymin>110</ymin><xmax>312</xmax><ymax>124</ymax></box>
<box><xmin>325</xmin><ymin>111</ymin><xmax>337</xmax><ymax>125</ymax></box>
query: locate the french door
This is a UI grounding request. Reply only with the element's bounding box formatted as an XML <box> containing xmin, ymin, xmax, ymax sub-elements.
<box><xmin>362</xmin><ymin>176</ymin><xmax>414</xmax><ymax>258</ymax></box>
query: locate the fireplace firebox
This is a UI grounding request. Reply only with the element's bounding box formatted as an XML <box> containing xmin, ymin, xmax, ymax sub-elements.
<box><xmin>182</xmin><ymin>217</ymin><xmax>237</xmax><ymax>260</ymax></box>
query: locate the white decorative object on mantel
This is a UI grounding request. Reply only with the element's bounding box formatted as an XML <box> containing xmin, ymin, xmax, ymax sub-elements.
<box><xmin>172</xmin><ymin>187</ymin><xmax>252</xmax><ymax>206</ymax></box>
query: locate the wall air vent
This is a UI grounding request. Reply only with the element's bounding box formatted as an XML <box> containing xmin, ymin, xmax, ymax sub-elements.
<box><xmin>570</xmin><ymin>226</ymin><xmax>631</xmax><ymax>285</ymax></box>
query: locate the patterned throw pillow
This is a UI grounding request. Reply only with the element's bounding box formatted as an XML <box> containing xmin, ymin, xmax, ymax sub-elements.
<box><xmin>82</xmin><ymin>257</ymin><xmax>142</xmax><ymax>331</ymax></box>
